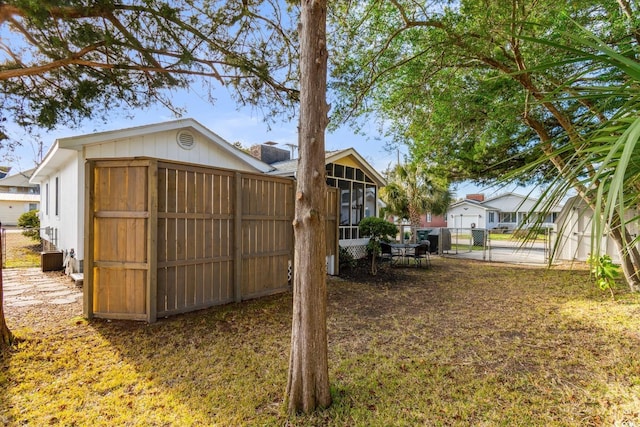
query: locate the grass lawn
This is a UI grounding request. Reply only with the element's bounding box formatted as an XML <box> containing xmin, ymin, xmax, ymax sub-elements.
<box><xmin>3</xmin><ymin>231</ymin><xmax>40</xmax><ymax>268</ymax></box>
<box><xmin>2</xmin><ymin>258</ymin><xmax>640</xmax><ymax>425</ymax></box>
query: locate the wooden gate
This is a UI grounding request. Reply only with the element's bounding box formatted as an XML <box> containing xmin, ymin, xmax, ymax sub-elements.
<box><xmin>84</xmin><ymin>159</ymin><xmax>152</xmax><ymax>320</ymax></box>
<box><xmin>85</xmin><ymin>158</ymin><xmax>338</xmax><ymax>322</ymax></box>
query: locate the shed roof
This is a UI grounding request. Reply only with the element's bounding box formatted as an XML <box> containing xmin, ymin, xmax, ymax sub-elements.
<box><xmin>31</xmin><ymin>118</ymin><xmax>274</xmax><ymax>181</ymax></box>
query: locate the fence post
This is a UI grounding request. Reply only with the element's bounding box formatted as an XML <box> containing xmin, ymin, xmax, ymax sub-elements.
<box><xmin>233</xmin><ymin>172</ymin><xmax>242</xmax><ymax>303</ymax></box>
<box><xmin>147</xmin><ymin>160</ymin><xmax>158</xmax><ymax>323</ymax></box>
<box><xmin>83</xmin><ymin>160</ymin><xmax>94</xmax><ymax>319</ymax></box>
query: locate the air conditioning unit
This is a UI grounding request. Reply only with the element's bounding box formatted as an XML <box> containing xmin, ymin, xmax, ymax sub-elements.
<box><xmin>41</xmin><ymin>251</ymin><xmax>63</xmax><ymax>272</ymax></box>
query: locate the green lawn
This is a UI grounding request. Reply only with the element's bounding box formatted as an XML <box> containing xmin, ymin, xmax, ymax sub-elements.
<box><xmin>2</xmin><ymin>258</ymin><xmax>640</xmax><ymax>426</ymax></box>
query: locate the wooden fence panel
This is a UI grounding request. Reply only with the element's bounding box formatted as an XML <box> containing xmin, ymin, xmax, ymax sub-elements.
<box><xmin>86</xmin><ymin>158</ymin><xmax>339</xmax><ymax>322</ymax></box>
<box><xmin>239</xmin><ymin>174</ymin><xmax>294</xmax><ymax>299</ymax></box>
<box><xmin>86</xmin><ymin>160</ymin><xmax>151</xmax><ymax>321</ymax></box>
<box><xmin>156</xmin><ymin>163</ymin><xmax>235</xmax><ymax>317</ymax></box>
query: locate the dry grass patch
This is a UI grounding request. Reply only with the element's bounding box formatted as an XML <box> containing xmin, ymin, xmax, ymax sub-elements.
<box><xmin>3</xmin><ymin>231</ymin><xmax>40</xmax><ymax>268</ymax></box>
<box><xmin>2</xmin><ymin>258</ymin><xmax>640</xmax><ymax>426</ymax></box>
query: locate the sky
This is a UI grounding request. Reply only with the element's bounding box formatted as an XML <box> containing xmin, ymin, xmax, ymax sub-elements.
<box><xmin>1</xmin><ymin>81</ymin><xmax>524</xmax><ymax>200</ymax></box>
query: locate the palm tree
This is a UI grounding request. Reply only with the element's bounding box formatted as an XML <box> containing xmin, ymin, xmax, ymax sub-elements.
<box><xmin>514</xmin><ymin>19</ymin><xmax>640</xmax><ymax>290</ymax></box>
<box><xmin>381</xmin><ymin>162</ymin><xmax>452</xmax><ymax>243</ymax></box>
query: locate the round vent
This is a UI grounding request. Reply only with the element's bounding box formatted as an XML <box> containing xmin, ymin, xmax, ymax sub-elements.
<box><xmin>176</xmin><ymin>131</ymin><xmax>195</xmax><ymax>150</ymax></box>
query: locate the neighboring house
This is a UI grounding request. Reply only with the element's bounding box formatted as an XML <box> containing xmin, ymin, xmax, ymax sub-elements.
<box><xmin>0</xmin><ymin>168</ymin><xmax>40</xmax><ymax>226</ymax></box>
<box><xmin>30</xmin><ymin>118</ymin><xmax>274</xmax><ymax>269</ymax></box>
<box><xmin>257</xmin><ymin>145</ymin><xmax>386</xmax><ymax>255</ymax></box>
<box><xmin>447</xmin><ymin>192</ymin><xmax>562</xmax><ymax>230</ymax></box>
<box><xmin>551</xmin><ymin>196</ymin><xmax>638</xmax><ymax>263</ymax></box>
<box><xmin>420</xmin><ymin>212</ymin><xmax>447</xmax><ymax>228</ymax></box>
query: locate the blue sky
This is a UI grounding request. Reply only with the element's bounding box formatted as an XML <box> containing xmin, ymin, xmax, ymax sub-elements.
<box><xmin>1</xmin><ymin>81</ymin><xmax>516</xmax><ymax>199</ymax></box>
<box><xmin>3</xmin><ymin>83</ymin><xmax>402</xmax><ymax>171</ymax></box>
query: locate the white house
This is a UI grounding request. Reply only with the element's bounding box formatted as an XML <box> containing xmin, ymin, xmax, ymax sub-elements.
<box><xmin>29</xmin><ymin>118</ymin><xmax>273</xmax><ymax>269</ymax></box>
<box><xmin>0</xmin><ymin>168</ymin><xmax>40</xmax><ymax>226</ymax></box>
<box><xmin>447</xmin><ymin>192</ymin><xmax>563</xmax><ymax>230</ymax></box>
<box><xmin>551</xmin><ymin>195</ymin><xmax>639</xmax><ymax>263</ymax></box>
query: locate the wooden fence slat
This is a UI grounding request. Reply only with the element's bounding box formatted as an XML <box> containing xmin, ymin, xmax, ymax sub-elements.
<box><xmin>87</xmin><ymin>159</ymin><xmax>339</xmax><ymax>320</ymax></box>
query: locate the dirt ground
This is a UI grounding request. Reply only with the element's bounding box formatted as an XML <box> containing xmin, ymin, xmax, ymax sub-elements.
<box><xmin>3</xmin><ymin>268</ymin><xmax>82</xmax><ymax>331</ymax></box>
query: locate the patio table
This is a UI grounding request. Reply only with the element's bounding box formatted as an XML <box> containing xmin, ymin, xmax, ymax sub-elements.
<box><xmin>389</xmin><ymin>242</ymin><xmax>429</xmax><ymax>266</ymax></box>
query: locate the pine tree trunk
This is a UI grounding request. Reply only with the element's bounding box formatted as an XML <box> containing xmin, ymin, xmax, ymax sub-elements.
<box><xmin>285</xmin><ymin>0</ymin><xmax>331</xmax><ymax>415</ymax></box>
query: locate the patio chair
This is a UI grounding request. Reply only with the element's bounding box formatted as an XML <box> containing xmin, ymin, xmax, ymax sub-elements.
<box><xmin>380</xmin><ymin>242</ymin><xmax>402</xmax><ymax>266</ymax></box>
<box><xmin>380</xmin><ymin>242</ymin><xmax>394</xmax><ymax>264</ymax></box>
<box><xmin>412</xmin><ymin>243</ymin><xmax>431</xmax><ymax>268</ymax></box>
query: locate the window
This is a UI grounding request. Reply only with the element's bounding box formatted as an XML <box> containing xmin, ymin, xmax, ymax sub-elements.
<box><xmin>426</xmin><ymin>212</ymin><xmax>432</xmax><ymax>223</ymax></box>
<box><xmin>488</xmin><ymin>212</ymin><xmax>495</xmax><ymax>223</ymax></box>
<box><xmin>55</xmin><ymin>177</ymin><xmax>59</xmax><ymax>216</ymax></box>
<box><xmin>45</xmin><ymin>183</ymin><xmax>49</xmax><ymax>216</ymax></box>
<box><xmin>328</xmin><ymin>163</ymin><xmax>379</xmax><ymax>240</ymax></box>
<box><xmin>351</xmin><ymin>182</ymin><xmax>364</xmax><ymax>225</ymax></box>
<box><xmin>345</xmin><ymin>166</ymin><xmax>354</xmax><ymax>180</ymax></box>
<box><xmin>499</xmin><ymin>212</ymin><xmax>516</xmax><ymax>223</ymax></box>
<box><xmin>364</xmin><ymin>186</ymin><xmax>376</xmax><ymax>218</ymax></box>
<box><xmin>29</xmin><ymin>203</ymin><xmax>38</xmax><ymax>211</ymax></box>
<box><xmin>338</xmin><ymin>180</ymin><xmax>350</xmax><ymax>225</ymax></box>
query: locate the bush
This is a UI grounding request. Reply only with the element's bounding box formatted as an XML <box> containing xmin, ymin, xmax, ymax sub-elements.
<box><xmin>358</xmin><ymin>217</ymin><xmax>398</xmax><ymax>275</ymax></box>
<box><xmin>17</xmin><ymin>210</ymin><xmax>40</xmax><ymax>241</ymax></box>
<box><xmin>338</xmin><ymin>245</ymin><xmax>356</xmax><ymax>269</ymax></box>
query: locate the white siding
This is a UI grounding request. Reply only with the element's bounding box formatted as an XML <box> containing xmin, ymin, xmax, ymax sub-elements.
<box><xmin>37</xmin><ymin>153</ymin><xmax>81</xmax><ymax>254</ymax></box>
<box><xmin>552</xmin><ymin>197</ymin><xmax>638</xmax><ymax>263</ymax></box>
<box><xmin>0</xmin><ymin>200</ymin><xmax>38</xmax><ymax>225</ymax></box>
<box><xmin>82</xmin><ymin>129</ymin><xmax>256</xmax><ymax>172</ymax></box>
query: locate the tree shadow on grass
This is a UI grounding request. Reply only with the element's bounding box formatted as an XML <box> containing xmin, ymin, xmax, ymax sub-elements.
<box><xmin>90</xmin><ymin>293</ymin><xmax>293</xmax><ymax>425</ymax></box>
<box><xmin>7</xmin><ymin>258</ymin><xmax>638</xmax><ymax>425</ymax></box>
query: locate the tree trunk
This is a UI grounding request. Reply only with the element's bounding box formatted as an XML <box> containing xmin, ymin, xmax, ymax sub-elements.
<box><xmin>286</xmin><ymin>0</ymin><xmax>331</xmax><ymax>415</ymax></box>
<box><xmin>408</xmin><ymin>205</ymin><xmax>421</xmax><ymax>243</ymax></box>
<box><xmin>610</xmin><ymin>223</ymin><xmax>640</xmax><ymax>292</ymax></box>
<box><xmin>0</xmin><ymin>229</ymin><xmax>13</xmax><ymax>349</ymax></box>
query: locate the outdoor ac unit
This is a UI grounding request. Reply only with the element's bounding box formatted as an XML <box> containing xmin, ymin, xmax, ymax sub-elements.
<box><xmin>41</xmin><ymin>251</ymin><xmax>63</xmax><ymax>272</ymax></box>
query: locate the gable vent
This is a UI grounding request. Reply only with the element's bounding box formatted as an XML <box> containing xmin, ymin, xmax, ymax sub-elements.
<box><xmin>177</xmin><ymin>131</ymin><xmax>195</xmax><ymax>150</ymax></box>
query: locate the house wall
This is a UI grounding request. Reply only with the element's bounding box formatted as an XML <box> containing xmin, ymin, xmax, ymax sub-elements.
<box><xmin>0</xmin><ymin>197</ymin><xmax>39</xmax><ymax>225</ymax></box>
<box><xmin>38</xmin><ymin>152</ymin><xmax>82</xmax><ymax>255</ymax></box>
<box><xmin>39</xmin><ymin>128</ymin><xmax>266</xmax><ymax>264</ymax></box>
<box><xmin>420</xmin><ymin>213</ymin><xmax>448</xmax><ymax>228</ymax></box>
<box><xmin>487</xmin><ymin>194</ymin><xmax>536</xmax><ymax>213</ymax></box>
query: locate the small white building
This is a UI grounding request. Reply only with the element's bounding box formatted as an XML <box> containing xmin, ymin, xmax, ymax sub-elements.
<box><xmin>447</xmin><ymin>192</ymin><xmax>563</xmax><ymax>230</ymax></box>
<box><xmin>551</xmin><ymin>196</ymin><xmax>639</xmax><ymax>263</ymax></box>
<box><xmin>0</xmin><ymin>168</ymin><xmax>40</xmax><ymax>226</ymax></box>
<box><xmin>29</xmin><ymin>118</ymin><xmax>273</xmax><ymax>268</ymax></box>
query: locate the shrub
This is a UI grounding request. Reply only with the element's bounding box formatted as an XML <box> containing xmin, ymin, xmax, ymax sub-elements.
<box><xmin>338</xmin><ymin>245</ymin><xmax>356</xmax><ymax>269</ymax></box>
<box><xmin>358</xmin><ymin>217</ymin><xmax>397</xmax><ymax>275</ymax></box>
<box><xmin>17</xmin><ymin>210</ymin><xmax>40</xmax><ymax>241</ymax></box>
